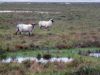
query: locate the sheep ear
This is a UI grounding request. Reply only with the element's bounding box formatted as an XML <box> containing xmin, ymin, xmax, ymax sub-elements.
<box><xmin>31</xmin><ymin>23</ymin><xmax>36</xmax><ymax>26</ymax></box>
<box><xmin>50</xmin><ymin>19</ymin><xmax>54</xmax><ymax>22</ymax></box>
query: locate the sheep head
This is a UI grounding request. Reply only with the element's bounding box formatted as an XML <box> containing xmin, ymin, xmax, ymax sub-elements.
<box><xmin>50</xmin><ymin>19</ymin><xmax>54</xmax><ymax>23</ymax></box>
<box><xmin>31</xmin><ymin>23</ymin><xmax>36</xmax><ymax>26</ymax></box>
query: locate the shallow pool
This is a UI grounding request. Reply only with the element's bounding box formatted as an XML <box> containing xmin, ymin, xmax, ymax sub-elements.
<box><xmin>2</xmin><ymin>57</ymin><xmax>74</xmax><ymax>63</ymax></box>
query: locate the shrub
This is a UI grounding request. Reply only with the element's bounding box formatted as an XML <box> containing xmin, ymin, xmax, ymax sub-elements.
<box><xmin>0</xmin><ymin>54</ymin><xmax>7</xmax><ymax>60</ymax></box>
<box><xmin>37</xmin><ymin>53</ymin><xmax>42</xmax><ymax>60</ymax></box>
<box><xmin>43</xmin><ymin>54</ymin><xmax>52</xmax><ymax>60</ymax></box>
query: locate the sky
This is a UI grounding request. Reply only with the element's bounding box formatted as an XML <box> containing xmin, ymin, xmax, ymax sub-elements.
<box><xmin>1</xmin><ymin>0</ymin><xmax>100</xmax><ymax>2</ymax></box>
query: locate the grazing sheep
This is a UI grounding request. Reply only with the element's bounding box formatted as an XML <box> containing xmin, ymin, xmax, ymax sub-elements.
<box><xmin>39</xmin><ymin>19</ymin><xmax>54</xmax><ymax>30</ymax></box>
<box><xmin>15</xmin><ymin>23</ymin><xmax>36</xmax><ymax>36</ymax></box>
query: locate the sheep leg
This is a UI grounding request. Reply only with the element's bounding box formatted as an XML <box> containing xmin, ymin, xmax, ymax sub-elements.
<box><xmin>29</xmin><ymin>32</ymin><xmax>31</xmax><ymax>36</ymax></box>
<box><xmin>40</xmin><ymin>26</ymin><xmax>46</xmax><ymax>29</ymax></box>
<box><xmin>19</xmin><ymin>31</ymin><xmax>21</xmax><ymax>35</ymax></box>
<box><xmin>15</xmin><ymin>29</ymin><xmax>19</xmax><ymax>35</ymax></box>
<box><xmin>40</xmin><ymin>26</ymin><xmax>43</xmax><ymax>29</ymax></box>
<box><xmin>46</xmin><ymin>27</ymin><xmax>50</xmax><ymax>31</ymax></box>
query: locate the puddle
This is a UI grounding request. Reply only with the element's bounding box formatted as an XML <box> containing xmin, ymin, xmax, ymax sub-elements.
<box><xmin>34</xmin><ymin>11</ymin><xmax>61</xmax><ymax>14</ymax></box>
<box><xmin>2</xmin><ymin>57</ymin><xmax>74</xmax><ymax>63</ymax></box>
<box><xmin>89</xmin><ymin>53</ymin><xmax>100</xmax><ymax>57</ymax></box>
<box><xmin>0</xmin><ymin>10</ymin><xmax>61</xmax><ymax>14</ymax></box>
<box><xmin>0</xmin><ymin>10</ymin><xmax>32</xmax><ymax>13</ymax></box>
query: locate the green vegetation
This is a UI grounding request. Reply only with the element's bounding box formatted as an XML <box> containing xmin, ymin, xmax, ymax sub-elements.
<box><xmin>0</xmin><ymin>58</ymin><xmax>100</xmax><ymax>75</ymax></box>
<box><xmin>4</xmin><ymin>48</ymin><xmax>100</xmax><ymax>58</ymax></box>
<box><xmin>0</xmin><ymin>2</ymin><xmax>100</xmax><ymax>75</ymax></box>
<box><xmin>0</xmin><ymin>3</ymin><xmax>100</xmax><ymax>51</ymax></box>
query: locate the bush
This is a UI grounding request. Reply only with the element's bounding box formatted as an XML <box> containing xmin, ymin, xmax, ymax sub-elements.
<box><xmin>37</xmin><ymin>53</ymin><xmax>42</xmax><ymax>60</ymax></box>
<box><xmin>43</xmin><ymin>54</ymin><xmax>52</xmax><ymax>60</ymax></box>
<box><xmin>0</xmin><ymin>54</ymin><xmax>7</xmax><ymax>60</ymax></box>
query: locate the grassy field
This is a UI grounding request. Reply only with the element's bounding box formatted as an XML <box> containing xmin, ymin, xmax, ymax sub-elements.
<box><xmin>0</xmin><ymin>2</ymin><xmax>100</xmax><ymax>51</ymax></box>
<box><xmin>0</xmin><ymin>2</ymin><xmax>100</xmax><ymax>75</ymax></box>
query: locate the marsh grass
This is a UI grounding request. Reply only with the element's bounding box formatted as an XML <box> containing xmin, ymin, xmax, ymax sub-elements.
<box><xmin>0</xmin><ymin>58</ymin><xmax>100</xmax><ymax>75</ymax></box>
<box><xmin>0</xmin><ymin>3</ymin><xmax>100</xmax><ymax>75</ymax></box>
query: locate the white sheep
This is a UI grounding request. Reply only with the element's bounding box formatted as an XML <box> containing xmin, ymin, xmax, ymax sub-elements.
<box><xmin>15</xmin><ymin>23</ymin><xmax>36</xmax><ymax>36</ymax></box>
<box><xmin>39</xmin><ymin>19</ymin><xmax>54</xmax><ymax>30</ymax></box>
